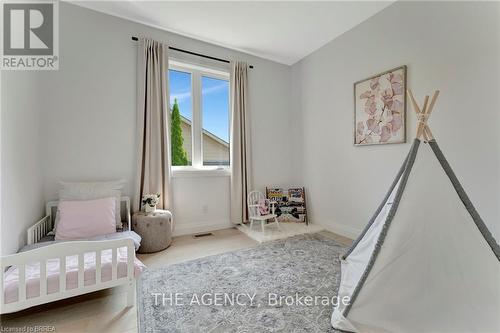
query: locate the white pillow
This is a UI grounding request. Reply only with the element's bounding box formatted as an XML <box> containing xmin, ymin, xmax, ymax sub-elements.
<box><xmin>56</xmin><ymin>180</ymin><xmax>125</xmax><ymax>229</ymax></box>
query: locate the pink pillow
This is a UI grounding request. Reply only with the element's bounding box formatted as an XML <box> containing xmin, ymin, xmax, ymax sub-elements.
<box><xmin>258</xmin><ymin>199</ymin><xmax>270</xmax><ymax>215</ymax></box>
<box><xmin>55</xmin><ymin>197</ymin><xmax>116</xmax><ymax>240</ymax></box>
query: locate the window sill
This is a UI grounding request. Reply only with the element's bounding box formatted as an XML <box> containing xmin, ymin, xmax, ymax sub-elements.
<box><xmin>171</xmin><ymin>167</ymin><xmax>231</xmax><ymax>178</ymax></box>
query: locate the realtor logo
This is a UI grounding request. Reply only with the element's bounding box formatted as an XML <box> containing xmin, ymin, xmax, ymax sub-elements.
<box><xmin>1</xmin><ymin>1</ymin><xmax>59</xmax><ymax>70</ymax></box>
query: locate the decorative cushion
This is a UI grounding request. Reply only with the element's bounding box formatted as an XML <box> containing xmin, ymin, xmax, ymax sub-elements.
<box><xmin>258</xmin><ymin>199</ymin><xmax>270</xmax><ymax>215</ymax></box>
<box><xmin>55</xmin><ymin>197</ymin><xmax>117</xmax><ymax>240</ymax></box>
<box><xmin>56</xmin><ymin>180</ymin><xmax>125</xmax><ymax>229</ymax></box>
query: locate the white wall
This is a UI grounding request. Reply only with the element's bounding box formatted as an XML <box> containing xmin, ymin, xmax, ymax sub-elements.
<box><xmin>171</xmin><ymin>174</ymin><xmax>231</xmax><ymax>236</ymax></box>
<box><xmin>291</xmin><ymin>1</ymin><xmax>500</xmax><ymax>240</ymax></box>
<box><xmin>0</xmin><ymin>1</ymin><xmax>294</xmax><ymax>252</ymax></box>
<box><xmin>1</xmin><ymin>71</ymin><xmax>45</xmax><ymax>254</ymax></box>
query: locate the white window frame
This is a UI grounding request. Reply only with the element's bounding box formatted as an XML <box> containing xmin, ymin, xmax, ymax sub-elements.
<box><xmin>169</xmin><ymin>60</ymin><xmax>231</xmax><ymax>176</ymax></box>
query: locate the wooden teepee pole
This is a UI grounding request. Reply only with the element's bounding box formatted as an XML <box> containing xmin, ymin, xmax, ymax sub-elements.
<box><xmin>406</xmin><ymin>89</ymin><xmax>439</xmax><ymax>141</ymax></box>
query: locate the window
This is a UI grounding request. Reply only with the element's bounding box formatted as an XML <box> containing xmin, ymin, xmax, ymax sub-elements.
<box><xmin>169</xmin><ymin>69</ymin><xmax>192</xmax><ymax>166</ymax></box>
<box><xmin>202</xmin><ymin>76</ymin><xmax>230</xmax><ymax>166</ymax></box>
<box><xmin>168</xmin><ymin>61</ymin><xmax>230</xmax><ymax>171</ymax></box>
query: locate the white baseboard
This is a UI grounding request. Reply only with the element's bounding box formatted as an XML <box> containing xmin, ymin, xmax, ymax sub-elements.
<box><xmin>173</xmin><ymin>220</ymin><xmax>232</xmax><ymax>237</ymax></box>
<box><xmin>314</xmin><ymin>221</ymin><xmax>362</xmax><ymax>240</ymax></box>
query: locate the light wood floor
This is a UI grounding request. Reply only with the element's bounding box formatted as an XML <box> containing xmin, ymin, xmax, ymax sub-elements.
<box><xmin>0</xmin><ymin>228</ymin><xmax>351</xmax><ymax>333</ymax></box>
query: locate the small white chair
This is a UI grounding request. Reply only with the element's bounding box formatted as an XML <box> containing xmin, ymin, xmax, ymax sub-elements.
<box><xmin>247</xmin><ymin>191</ymin><xmax>281</xmax><ymax>233</ymax></box>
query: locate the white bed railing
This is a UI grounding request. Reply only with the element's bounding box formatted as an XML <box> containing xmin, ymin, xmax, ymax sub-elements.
<box><xmin>0</xmin><ymin>239</ymin><xmax>136</xmax><ymax>314</ymax></box>
<box><xmin>27</xmin><ymin>215</ymin><xmax>52</xmax><ymax>245</ymax></box>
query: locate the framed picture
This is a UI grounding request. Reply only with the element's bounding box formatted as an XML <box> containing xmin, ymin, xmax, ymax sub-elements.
<box><xmin>354</xmin><ymin>65</ymin><xmax>407</xmax><ymax>146</ymax></box>
<box><xmin>266</xmin><ymin>187</ymin><xmax>308</xmax><ymax>224</ymax></box>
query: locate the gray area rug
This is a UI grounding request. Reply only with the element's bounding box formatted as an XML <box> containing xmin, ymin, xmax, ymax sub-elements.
<box><xmin>137</xmin><ymin>233</ymin><xmax>346</xmax><ymax>332</ymax></box>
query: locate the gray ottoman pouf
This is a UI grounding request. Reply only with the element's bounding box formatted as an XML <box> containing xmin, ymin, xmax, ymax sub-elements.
<box><xmin>132</xmin><ymin>210</ymin><xmax>172</xmax><ymax>253</ymax></box>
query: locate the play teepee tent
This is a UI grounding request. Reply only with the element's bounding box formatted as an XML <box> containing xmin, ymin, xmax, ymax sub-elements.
<box><xmin>331</xmin><ymin>90</ymin><xmax>500</xmax><ymax>333</ymax></box>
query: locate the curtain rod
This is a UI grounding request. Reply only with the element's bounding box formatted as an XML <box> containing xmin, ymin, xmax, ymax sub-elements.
<box><xmin>131</xmin><ymin>36</ymin><xmax>254</xmax><ymax>69</ymax></box>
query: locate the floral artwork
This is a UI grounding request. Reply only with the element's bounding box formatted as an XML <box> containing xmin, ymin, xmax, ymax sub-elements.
<box><xmin>354</xmin><ymin>66</ymin><xmax>406</xmax><ymax>145</ymax></box>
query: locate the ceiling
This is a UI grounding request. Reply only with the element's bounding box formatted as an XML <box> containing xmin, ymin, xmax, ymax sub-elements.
<box><xmin>73</xmin><ymin>1</ymin><xmax>393</xmax><ymax>65</ymax></box>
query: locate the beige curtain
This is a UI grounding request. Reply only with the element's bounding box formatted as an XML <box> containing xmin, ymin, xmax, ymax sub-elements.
<box><xmin>134</xmin><ymin>37</ymin><xmax>172</xmax><ymax>212</ymax></box>
<box><xmin>230</xmin><ymin>61</ymin><xmax>252</xmax><ymax>224</ymax></box>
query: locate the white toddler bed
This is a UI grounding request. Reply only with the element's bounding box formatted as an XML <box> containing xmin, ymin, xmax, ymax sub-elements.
<box><xmin>0</xmin><ymin>197</ymin><xmax>145</xmax><ymax>314</ymax></box>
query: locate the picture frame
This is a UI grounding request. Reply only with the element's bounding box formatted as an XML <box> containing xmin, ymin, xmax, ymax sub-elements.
<box><xmin>354</xmin><ymin>65</ymin><xmax>407</xmax><ymax>146</ymax></box>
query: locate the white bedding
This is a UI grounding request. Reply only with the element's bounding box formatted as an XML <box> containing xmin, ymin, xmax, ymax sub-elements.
<box><xmin>4</xmin><ymin>238</ymin><xmax>146</xmax><ymax>304</ymax></box>
<box><xmin>21</xmin><ymin>231</ymin><xmax>143</xmax><ymax>252</ymax></box>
